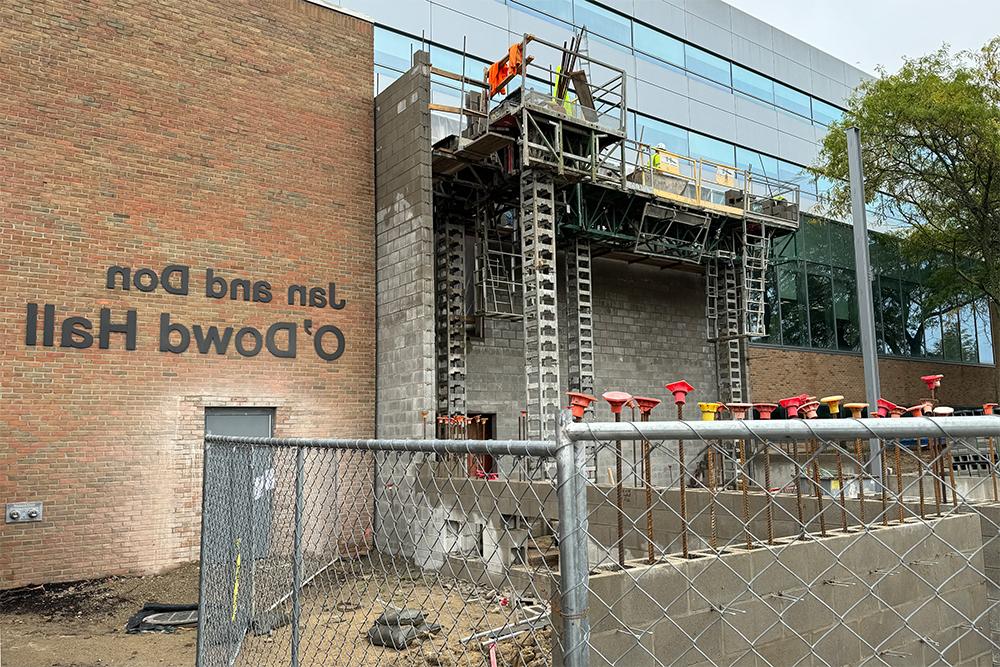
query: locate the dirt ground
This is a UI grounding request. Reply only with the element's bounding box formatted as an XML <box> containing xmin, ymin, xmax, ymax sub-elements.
<box><xmin>0</xmin><ymin>558</ymin><xmax>553</xmax><ymax>667</ymax></box>
<box><xmin>0</xmin><ymin>563</ymin><xmax>199</xmax><ymax>667</ymax></box>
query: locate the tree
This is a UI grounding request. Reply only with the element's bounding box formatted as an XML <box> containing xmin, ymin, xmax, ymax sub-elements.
<box><xmin>814</xmin><ymin>37</ymin><xmax>1000</xmax><ymax>312</ymax></box>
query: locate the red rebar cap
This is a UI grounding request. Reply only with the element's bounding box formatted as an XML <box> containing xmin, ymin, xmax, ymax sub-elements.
<box><xmin>984</xmin><ymin>403</ymin><xmax>998</xmax><ymax>416</ymax></box>
<box><xmin>933</xmin><ymin>406</ymin><xmax>955</xmax><ymax>416</ymax></box>
<box><xmin>665</xmin><ymin>380</ymin><xmax>694</xmax><ymax>405</ymax></box>
<box><xmin>920</xmin><ymin>374</ymin><xmax>944</xmax><ymax>391</ymax></box>
<box><xmin>799</xmin><ymin>400</ymin><xmax>821</xmax><ymax>419</ymax></box>
<box><xmin>726</xmin><ymin>402</ymin><xmax>753</xmax><ymax>420</ymax></box>
<box><xmin>754</xmin><ymin>403</ymin><xmax>778</xmax><ymax>419</ymax></box>
<box><xmin>778</xmin><ymin>394</ymin><xmax>807</xmax><ymax>417</ymax></box>
<box><xmin>876</xmin><ymin>398</ymin><xmax>900</xmax><ymax>418</ymax></box>
<box><xmin>566</xmin><ymin>391</ymin><xmax>597</xmax><ymax>420</ymax></box>
<box><xmin>633</xmin><ymin>396</ymin><xmax>661</xmax><ymax>416</ymax></box>
<box><xmin>602</xmin><ymin>391</ymin><xmax>633</xmax><ymax>415</ymax></box>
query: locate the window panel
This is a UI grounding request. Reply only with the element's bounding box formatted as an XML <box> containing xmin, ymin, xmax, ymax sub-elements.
<box><xmin>801</xmin><ymin>217</ymin><xmax>830</xmax><ymax>264</ymax></box>
<box><xmin>684</xmin><ymin>44</ymin><xmax>731</xmax><ymax>87</ymax></box>
<box><xmin>976</xmin><ymin>301</ymin><xmax>995</xmax><ymax>364</ymax></box>
<box><xmin>925</xmin><ymin>314</ymin><xmax>943</xmax><ymax>358</ymax></box>
<box><xmin>902</xmin><ymin>282</ymin><xmax>929</xmax><ymax>357</ymax></box>
<box><xmin>959</xmin><ymin>304</ymin><xmax>979</xmax><ymax>363</ymax></box>
<box><xmin>774</xmin><ymin>82</ymin><xmax>811</xmax><ymax>118</ymax></box>
<box><xmin>512</xmin><ymin>0</ymin><xmax>573</xmax><ymax>24</ymax></box>
<box><xmin>633</xmin><ymin>22</ymin><xmax>683</xmax><ymax>67</ymax></box>
<box><xmin>732</xmin><ymin>65</ymin><xmax>773</xmax><ymax>103</ymax></box>
<box><xmin>635</xmin><ymin>114</ymin><xmax>688</xmax><ymax>156</ymax></box>
<box><xmin>778</xmin><ymin>263</ymin><xmax>808</xmax><ymax>347</ymax></box>
<box><xmin>832</xmin><ymin>268</ymin><xmax>859</xmax><ymax>351</ymax></box>
<box><xmin>942</xmin><ymin>309</ymin><xmax>962</xmax><ymax>361</ymax></box>
<box><xmin>375</xmin><ymin>27</ymin><xmax>424</xmax><ymax>73</ymax></box>
<box><xmin>812</xmin><ymin>98</ymin><xmax>843</xmax><ymax>127</ymax></box>
<box><xmin>877</xmin><ymin>278</ymin><xmax>906</xmax><ymax>356</ymax></box>
<box><xmin>807</xmin><ymin>266</ymin><xmax>835</xmax><ymax>349</ymax></box>
<box><xmin>756</xmin><ymin>266</ymin><xmax>781</xmax><ymax>344</ymax></box>
<box><xmin>736</xmin><ymin>147</ymin><xmax>778</xmax><ymax>179</ymax></box>
<box><xmin>689</xmin><ymin>131</ymin><xmax>734</xmax><ymax>166</ymax></box>
<box><xmin>827</xmin><ymin>221</ymin><xmax>854</xmax><ymax>269</ymax></box>
<box><xmin>574</xmin><ymin>0</ymin><xmax>631</xmax><ymax>46</ymax></box>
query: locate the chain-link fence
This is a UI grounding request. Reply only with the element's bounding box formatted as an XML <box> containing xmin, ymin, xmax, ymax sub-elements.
<box><xmin>564</xmin><ymin>412</ymin><xmax>1000</xmax><ymax>666</ymax></box>
<box><xmin>196</xmin><ymin>435</ymin><xmax>581</xmax><ymax>667</ymax></box>
<box><xmin>198</xmin><ymin>413</ymin><xmax>1000</xmax><ymax>666</ymax></box>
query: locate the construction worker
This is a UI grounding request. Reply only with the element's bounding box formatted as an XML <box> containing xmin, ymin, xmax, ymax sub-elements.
<box><xmin>652</xmin><ymin>143</ymin><xmax>679</xmax><ymax>174</ymax></box>
<box><xmin>553</xmin><ymin>66</ymin><xmax>573</xmax><ymax>115</ymax></box>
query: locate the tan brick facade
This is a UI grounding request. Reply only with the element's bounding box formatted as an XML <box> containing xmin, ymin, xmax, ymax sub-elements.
<box><xmin>749</xmin><ymin>346</ymin><xmax>1000</xmax><ymax>408</ymax></box>
<box><xmin>0</xmin><ymin>0</ymin><xmax>374</xmax><ymax>587</ymax></box>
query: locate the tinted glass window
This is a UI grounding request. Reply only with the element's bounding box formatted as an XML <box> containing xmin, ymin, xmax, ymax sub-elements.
<box><xmin>976</xmin><ymin>301</ymin><xmax>995</xmax><ymax>364</ymax></box>
<box><xmin>574</xmin><ymin>0</ymin><xmax>631</xmax><ymax>45</ymax></box>
<box><xmin>512</xmin><ymin>0</ymin><xmax>573</xmax><ymax>23</ymax></box>
<box><xmin>812</xmin><ymin>98</ymin><xmax>843</xmax><ymax>126</ymax></box>
<box><xmin>774</xmin><ymin>82</ymin><xmax>811</xmax><ymax>117</ymax></box>
<box><xmin>685</xmin><ymin>44</ymin><xmax>731</xmax><ymax>86</ymax></box>
<box><xmin>733</xmin><ymin>65</ymin><xmax>773</xmax><ymax>102</ymax></box>
<box><xmin>635</xmin><ymin>114</ymin><xmax>688</xmax><ymax>155</ymax></box>
<box><xmin>689</xmin><ymin>131</ymin><xmax>734</xmax><ymax>165</ymax></box>
<box><xmin>633</xmin><ymin>22</ymin><xmax>683</xmax><ymax>67</ymax></box>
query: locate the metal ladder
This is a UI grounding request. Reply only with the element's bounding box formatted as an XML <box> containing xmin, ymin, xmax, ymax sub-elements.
<box><xmin>520</xmin><ymin>169</ymin><xmax>561</xmax><ymax>446</ymax></box>
<box><xmin>741</xmin><ymin>220</ymin><xmax>772</xmax><ymax>338</ymax></box>
<box><xmin>566</xmin><ymin>238</ymin><xmax>595</xmax><ymax>398</ymax></box>
<box><xmin>435</xmin><ymin>220</ymin><xmax>467</xmax><ymax>420</ymax></box>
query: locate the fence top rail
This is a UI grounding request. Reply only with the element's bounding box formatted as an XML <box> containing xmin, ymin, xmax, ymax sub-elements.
<box><xmin>204</xmin><ymin>435</ymin><xmax>558</xmax><ymax>457</ymax></box>
<box><xmin>562</xmin><ymin>415</ymin><xmax>1000</xmax><ymax>442</ymax></box>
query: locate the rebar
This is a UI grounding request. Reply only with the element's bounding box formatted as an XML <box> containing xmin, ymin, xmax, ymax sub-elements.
<box><xmin>895</xmin><ymin>438</ymin><xmax>905</xmax><ymax>523</ymax></box>
<box><xmin>793</xmin><ymin>440</ymin><xmax>805</xmax><ymax>537</ymax></box>
<box><xmin>880</xmin><ymin>442</ymin><xmax>889</xmax><ymax>526</ymax></box>
<box><xmin>707</xmin><ymin>439</ymin><xmax>717</xmax><ymax>550</ymax></box>
<box><xmin>990</xmin><ymin>435</ymin><xmax>998</xmax><ymax>502</ymax></box>
<box><xmin>677</xmin><ymin>401</ymin><xmax>689</xmax><ymax>558</ymax></box>
<box><xmin>853</xmin><ymin>436</ymin><xmax>866</xmax><ymax>524</ymax></box>
<box><xmin>641</xmin><ymin>409</ymin><xmax>655</xmax><ymax>564</ymax></box>
<box><xmin>615</xmin><ymin>426</ymin><xmax>625</xmax><ymax>566</ymax></box>
<box><xmin>835</xmin><ymin>444</ymin><xmax>847</xmax><ymax>532</ymax></box>
<box><xmin>810</xmin><ymin>439</ymin><xmax>826</xmax><ymax>537</ymax></box>
<box><xmin>738</xmin><ymin>438</ymin><xmax>751</xmax><ymax>549</ymax></box>
<box><xmin>763</xmin><ymin>442</ymin><xmax>774</xmax><ymax>545</ymax></box>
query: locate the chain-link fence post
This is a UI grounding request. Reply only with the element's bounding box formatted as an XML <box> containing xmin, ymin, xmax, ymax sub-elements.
<box><xmin>556</xmin><ymin>410</ymin><xmax>589</xmax><ymax>667</ymax></box>
<box><xmin>291</xmin><ymin>444</ymin><xmax>304</xmax><ymax>667</ymax></box>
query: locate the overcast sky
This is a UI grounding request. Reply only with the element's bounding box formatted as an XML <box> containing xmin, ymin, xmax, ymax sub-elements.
<box><xmin>722</xmin><ymin>0</ymin><xmax>1000</xmax><ymax>74</ymax></box>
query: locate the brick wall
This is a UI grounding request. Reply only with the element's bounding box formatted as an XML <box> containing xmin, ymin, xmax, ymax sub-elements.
<box><xmin>749</xmin><ymin>346</ymin><xmax>1000</xmax><ymax>408</ymax></box>
<box><xmin>0</xmin><ymin>0</ymin><xmax>374</xmax><ymax>588</ymax></box>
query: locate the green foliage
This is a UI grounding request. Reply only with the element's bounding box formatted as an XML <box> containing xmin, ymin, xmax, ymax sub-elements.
<box><xmin>815</xmin><ymin>37</ymin><xmax>1000</xmax><ymax>310</ymax></box>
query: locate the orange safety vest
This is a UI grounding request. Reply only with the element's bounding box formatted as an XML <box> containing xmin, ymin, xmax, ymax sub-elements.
<box><xmin>487</xmin><ymin>43</ymin><xmax>524</xmax><ymax>98</ymax></box>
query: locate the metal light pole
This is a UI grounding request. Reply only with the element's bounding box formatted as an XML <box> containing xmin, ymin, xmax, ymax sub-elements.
<box><xmin>846</xmin><ymin>126</ymin><xmax>883</xmax><ymax>483</ymax></box>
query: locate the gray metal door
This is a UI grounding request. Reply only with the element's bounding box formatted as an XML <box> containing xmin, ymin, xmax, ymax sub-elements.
<box><xmin>203</xmin><ymin>407</ymin><xmax>274</xmax><ymax>654</ymax></box>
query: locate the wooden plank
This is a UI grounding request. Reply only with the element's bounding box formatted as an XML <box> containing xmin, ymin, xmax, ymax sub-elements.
<box><xmin>430</xmin><ymin>66</ymin><xmax>487</xmax><ymax>88</ymax></box>
<box><xmin>428</xmin><ymin>103</ymin><xmax>487</xmax><ymax>117</ymax></box>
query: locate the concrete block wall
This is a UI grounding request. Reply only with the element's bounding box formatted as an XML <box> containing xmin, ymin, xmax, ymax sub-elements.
<box><xmin>374</xmin><ymin>51</ymin><xmax>436</xmax><ymax>441</ymax></box>
<box><xmin>373</xmin><ymin>51</ymin><xmax>437</xmax><ymax>560</ymax></box>
<box><xmin>582</xmin><ymin>513</ymin><xmax>991</xmax><ymax>666</ymax></box>
<box><xmin>467</xmin><ymin>260</ymin><xmax>718</xmax><ymax>444</ymax></box>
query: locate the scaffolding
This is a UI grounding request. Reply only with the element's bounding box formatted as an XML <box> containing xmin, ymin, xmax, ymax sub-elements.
<box><xmin>428</xmin><ymin>32</ymin><xmax>800</xmax><ymax>445</ymax></box>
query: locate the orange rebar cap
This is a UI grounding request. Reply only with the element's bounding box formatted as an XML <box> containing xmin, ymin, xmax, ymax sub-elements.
<box><xmin>984</xmin><ymin>403</ymin><xmax>998</xmax><ymax>416</ymax></box>
<box><xmin>566</xmin><ymin>392</ymin><xmax>596</xmax><ymax>420</ymax></box>
<box><xmin>920</xmin><ymin>374</ymin><xmax>943</xmax><ymax>391</ymax></box>
<box><xmin>754</xmin><ymin>403</ymin><xmax>778</xmax><ymax>419</ymax></box>
<box><xmin>665</xmin><ymin>380</ymin><xmax>694</xmax><ymax>405</ymax></box>
<box><xmin>876</xmin><ymin>398</ymin><xmax>900</xmax><ymax>418</ymax></box>
<box><xmin>726</xmin><ymin>403</ymin><xmax>753</xmax><ymax>420</ymax></box>
<box><xmin>799</xmin><ymin>400</ymin><xmax>821</xmax><ymax>419</ymax></box>
<box><xmin>905</xmin><ymin>404</ymin><xmax>926</xmax><ymax>417</ymax></box>
<box><xmin>633</xmin><ymin>396</ymin><xmax>661</xmax><ymax>416</ymax></box>
<box><xmin>778</xmin><ymin>394</ymin><xmax>808</xmax><ymax>418</ymax></box>
<box><xmin>602</xmin><ymin>391</ymin><xmax>633</xmax><ymax>415</ymax></box>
